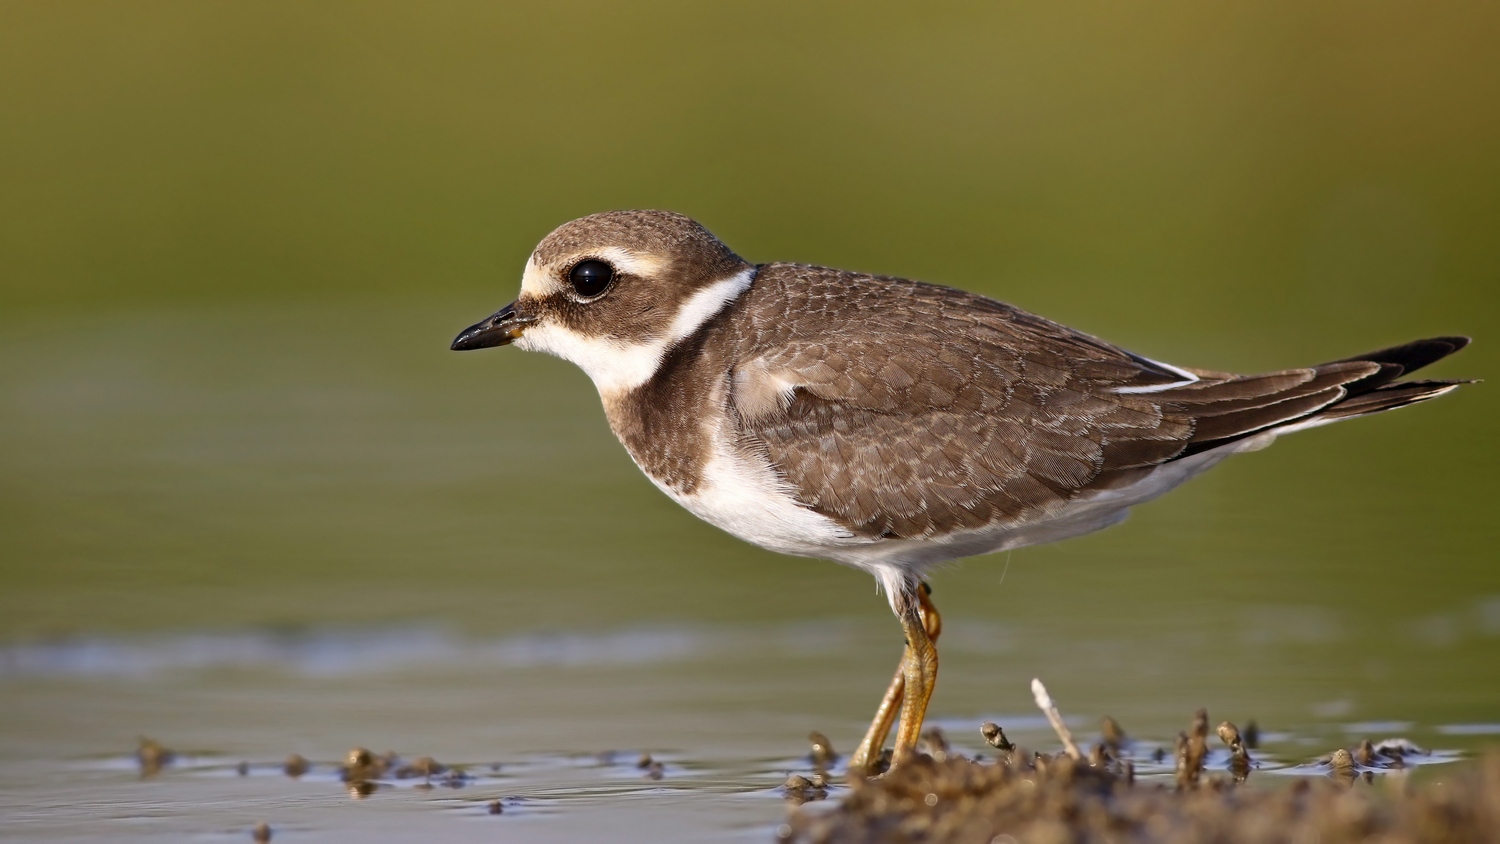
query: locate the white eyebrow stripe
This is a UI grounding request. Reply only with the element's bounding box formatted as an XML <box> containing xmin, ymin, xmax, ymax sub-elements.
<box><xmin>518</xmin><ymin>247</ymin><xmax>670</xmax><ymax>298</ymax></box>
<box><xmin>588</xmin><ymin>246</ymin><xmax>668</xmax><ymax>278</ymax></box>
<box><xmin>515</xmin><ymin>267</ymin><xmax>755</xmax><ymax>396</ymax></box>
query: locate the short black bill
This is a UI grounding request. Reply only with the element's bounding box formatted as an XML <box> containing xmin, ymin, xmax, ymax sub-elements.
<box><xmin>451</xmin><ymin>302</ymin><xmax>536</xmax><ymax>351</ymax></box>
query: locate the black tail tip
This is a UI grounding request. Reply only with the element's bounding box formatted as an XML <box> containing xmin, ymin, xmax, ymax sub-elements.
<box><xmin>1335</xmin><ymin>335</ymin><xmax>1472</xmax><ymax>376</ymax></box>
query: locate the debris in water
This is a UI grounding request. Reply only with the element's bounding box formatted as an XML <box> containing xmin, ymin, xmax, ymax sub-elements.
<box><xmin>637</xmin><ymin>752</ymin><xmax>664</xmax><ymax>781</ymax></box>
<box><xmin>283</xmin><ymin>754</ymin><xmax>310</xmax><ymax>779</ymax></box>
<box><xmin>783</xmin><ymin>773</ymin><xmax>829</xmax><ymax>805</ymax></box>
<box><xmin>136</xmin><ymin>737</ymin><xmax>174</xmax><ymax>777</ymax></box>
<box><xmin>808</xmin><ymin>731</ymin><xmax>838</xmax><ymax>770</ymax></box>
<box><xmin>1217</xmin><ymin>720</ymin><xmax>1252</xmax><ymax>782</ymax></box>
<box><xmin>393</xmin><ymin>755</ymin><xmax>445</xmax><ymax>780</ymax></box>
<box><xmin>1175</xmin><ymin>708</ymin><xmax>1210</xmax><ymax>789</ymax></box>
<box><xmin>1329</xmin><ymin>748</ymin><xmax>1357</xmax><ymax>786</ymax></box>
<box><xmin>340</xmin><ymin>747</ymin><xmax>392</xmax><ymax>797</ymax></box>
<box><xmin>979</xmin><ymin>722</ymin><xmax>1013</xmax><ymax>752</ymax></box>
<box><xmin>1101</xmin><ymin>716</ymin><xmax>1127</xmax><ymax>753</ymax></box>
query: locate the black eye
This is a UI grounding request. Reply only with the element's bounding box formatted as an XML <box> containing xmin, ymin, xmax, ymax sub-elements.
<box><xmin>568</xmin><ymin>260</ymin><xmax>614</xmax><ymax>298</ymax></box>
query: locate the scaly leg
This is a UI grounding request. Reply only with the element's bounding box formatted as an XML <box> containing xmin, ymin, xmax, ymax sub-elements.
<box><xmin>848</xmin><ymin>583</ymin><xmax>942</xmax><ymax>774</ymax></box>
<box><xmin>848</xmin><ymin>651</ymin><xmax>905</xmax><ymax>774</ymax></box>
<box><xmin>890</xmin><ymin>588</ymin><xmax>940</xmax><ymax>767</ymax></box>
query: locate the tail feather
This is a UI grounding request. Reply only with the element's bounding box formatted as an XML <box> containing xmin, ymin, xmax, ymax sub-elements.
<box><xmin>1310</xmin><ymin>379</ymin><xmax>1468</xmax><ymax>423</ymax></box>
<box><xmin>1164</xmin><ymin>361</ymin><xmax>1377</xmax><ymax>415</ymax></box>
<box><xmin>1329</xmin><ymin>336</ymin><xmax>1470</xmax><ymax>376</ymax></box>
<box><xmin>1188</xmin><ymin>387</ymin><xmax>1346</xmax><ymax>442</ymax></box>
<box><xmin>1173</xmin><ymin>336</ymin><xmax>1472</xmax><ymax>457</ymax></box>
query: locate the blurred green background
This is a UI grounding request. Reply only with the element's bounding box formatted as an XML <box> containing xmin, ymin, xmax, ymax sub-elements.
<box><xmin>1</xmin><ymin>1</ymin><xmax>1496</xmax><ymax>728</ymax></box>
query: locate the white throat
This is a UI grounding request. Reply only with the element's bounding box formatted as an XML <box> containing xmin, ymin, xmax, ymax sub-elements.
<box><xmin>516</xmin><ymin>267</ymin><xmax>755</xmax><ymax>396</ymax></box>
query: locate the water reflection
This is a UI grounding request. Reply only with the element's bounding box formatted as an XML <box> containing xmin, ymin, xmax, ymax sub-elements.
<box><xmin>0</xmin><ymin>622</ymin><xmax>865</xmax><ymax>679</ymax></box>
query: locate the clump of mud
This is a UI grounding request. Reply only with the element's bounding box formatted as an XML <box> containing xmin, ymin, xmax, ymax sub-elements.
<box><xmin>782</xmin><ymin>715</ymin><xmax>1500</xmax><ymax>844</ymax></box>
<box><xmin>135</xmin><ymin>736</ymin><xmax>175</xmax><ymax>776</ymax></box>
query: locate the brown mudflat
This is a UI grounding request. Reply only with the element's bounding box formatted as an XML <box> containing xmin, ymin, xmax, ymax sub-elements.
<box><xmin>784</xmin><ymin>724</ymin><xmax>1500</xmax><ymax>844</ymax></box>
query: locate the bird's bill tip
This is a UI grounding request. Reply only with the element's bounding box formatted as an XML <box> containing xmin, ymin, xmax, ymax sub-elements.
<box><xmin>450</xmin><ymin>302</ymin><xmax>534</xmax><ymax>351</ymax></box>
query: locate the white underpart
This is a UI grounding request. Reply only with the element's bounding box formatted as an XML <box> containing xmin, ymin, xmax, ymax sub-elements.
<box><xmin>654</xmin><ymin>390</ymin><xmax>1300</xmax><ymax>615</ymax></box>
<box><xmin>636</xmin><ymin>360</ymin><xmax>1414</xmax><ymax>615</ymax></box>
<box><xmin>1113</xmin><ymin>355</ymin><xmax>1201</xmax><ymax>394</ymax></box>
<box><xmin>516</xmin><ymin>266</ymin><xmax>755</xmax><ymax>396</ymax></box>
<box><xmin>662</xmin><ymin>430</ymin><xmax>1285</xmax><ymax>614</ymax></box>
<box><xmin>631</xmin><ymin>373</ymin><xmax>909</xmax><ymax>608</ymax></box>
<box><xmin>669</xmin><ymin>432</ymin><xmax>916</xmax><ymax>610</ymax></box>
<box><xmin>649</xmin><ymin>393</ymin><xmax>864</xmax><ymax>564</ymax></box>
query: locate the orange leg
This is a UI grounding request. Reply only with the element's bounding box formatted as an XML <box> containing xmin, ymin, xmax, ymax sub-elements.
<box><xmin>848</xmin><ymin>584</ymin><xmax>941</xmax><ymax>774</ymax></box>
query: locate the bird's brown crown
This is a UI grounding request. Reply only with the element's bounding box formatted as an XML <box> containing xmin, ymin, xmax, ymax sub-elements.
<box><xmin>519</xmin><ymin>210</ymin><xmax>751</xmax><ymax>344</ymax></box>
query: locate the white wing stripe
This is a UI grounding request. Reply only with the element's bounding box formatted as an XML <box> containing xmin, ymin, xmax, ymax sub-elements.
<box><xmin>1113</xmin><ymin>355</ymin><xmax>1201</xmax><ymax>394</ymax></box>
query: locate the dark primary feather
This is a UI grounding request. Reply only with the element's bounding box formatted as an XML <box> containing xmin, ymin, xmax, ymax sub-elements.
<box><xmin>727</xmin><ymin>264</ymin><xmax>1469</xmax><ymax>540</ymax></box>
<box><xmin>1174</xmin><ymin>337</ymin><xmax>1472</xmax><ymax>455</ymax></box>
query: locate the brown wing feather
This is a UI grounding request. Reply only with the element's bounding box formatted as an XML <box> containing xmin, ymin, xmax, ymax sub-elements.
<box><xmin>727</xmin><ymin>265</ymin><xmax>1470</xmax><ymax>540</ymax></box>
<box><xmin>732</xmin><ymin>266</ymin><xmax>1193</xmax><ymax>539</ymax></box>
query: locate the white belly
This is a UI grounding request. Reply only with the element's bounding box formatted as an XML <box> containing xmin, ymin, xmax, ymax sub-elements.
<box><xmin>645</xmin><ymin>421</ymin><xmax>865</xmax><ymax>560</ymax></box>
<box><xmin>628</xmin><ymin>419</ymin><xmax>1275</xmax><ymax>605</ymax></box>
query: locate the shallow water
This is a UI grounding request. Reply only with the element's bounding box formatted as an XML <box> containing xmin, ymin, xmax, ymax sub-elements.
<box><xmin>2</xmin><ymin>625</ymin><xmax>1494</xmax><ymax>843</ymax></box>
<box><xmin>1</xmin><ymin>298</ymin><xmax>1495</xmax><ymax>840</ymax></box>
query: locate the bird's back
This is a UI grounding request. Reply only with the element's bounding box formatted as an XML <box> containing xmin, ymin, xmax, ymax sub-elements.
<box><xmin>714</xmin><ymin>264</ymin><xmax>1467</xmax><ymax>552</ymax></box>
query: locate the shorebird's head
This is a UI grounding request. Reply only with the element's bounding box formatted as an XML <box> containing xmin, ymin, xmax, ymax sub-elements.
<box><xmin>451</xmin><ymin>210</ymin><xmax>753</xmax><ymax>395</ymax></box>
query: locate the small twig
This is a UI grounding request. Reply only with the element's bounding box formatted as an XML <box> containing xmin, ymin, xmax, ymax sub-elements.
<box><xmin>1030</xmin><ymin>678</ymin><xmax>1084</xmax><ymax>760</ymax></box>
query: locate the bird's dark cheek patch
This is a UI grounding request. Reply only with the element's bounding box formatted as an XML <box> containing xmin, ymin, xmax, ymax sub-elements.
<box><xmin>554</xmin><ymin>278</ymin><xmax>655</xmax><ymax>337</ymax></box>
